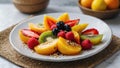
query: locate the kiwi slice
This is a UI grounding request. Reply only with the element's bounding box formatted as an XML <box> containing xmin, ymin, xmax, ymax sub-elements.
<box><xmin>81</xmin><ymin>34</ymin><xmax>103</xmax><ymax>45</ymax></box>
<box><xmin>39</xmin><ymin>31</ymin><xmax>56</xmax><ymax>43</ymax></box>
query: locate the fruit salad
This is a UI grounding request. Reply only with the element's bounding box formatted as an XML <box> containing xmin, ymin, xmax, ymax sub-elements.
<box><xmin>19</xmin><ymin>13</ymin><xmax>103</xmax><ymax>55</ymax></box>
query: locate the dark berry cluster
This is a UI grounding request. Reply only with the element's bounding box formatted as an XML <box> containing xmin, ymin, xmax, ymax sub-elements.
<box><xmin>52</xmin><ymin>21</ymin><xmax>71</xmax><ymax>36</ymax></box>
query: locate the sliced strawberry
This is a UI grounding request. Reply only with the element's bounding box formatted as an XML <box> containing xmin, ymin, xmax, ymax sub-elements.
<box><xmin>47</xmin><ymin>19</ymin><xmax>56</xmax><ymax>29</ymax></box>
<box><xmin>65</xmin><ymin>19</ymin><xmax>80</xmax><ymax>27</ymax></box>
<box><xmin>82</xmin><ymin>28</ymin><xmax>99</xmax><ymax>35</ymax></box>
<box><xmin>21</xmin><ymin>29</ymin><xmax>39</xmax><ymax>38</ymax></box>
<box><xmin>50</xmin><ymin>24</ymin><xmax>57</xmax><ymax>30</ymax></box>
<box><xmin>48</xmin><ymin>20</ymin><xmax>55</xmax><ymax>26</ymax></box>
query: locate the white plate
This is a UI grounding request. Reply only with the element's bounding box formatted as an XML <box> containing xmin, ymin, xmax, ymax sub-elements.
<box><xmin>9</xmin><ymin>13</ymin><xmax>112</xmax><ymax>62</ymax></box>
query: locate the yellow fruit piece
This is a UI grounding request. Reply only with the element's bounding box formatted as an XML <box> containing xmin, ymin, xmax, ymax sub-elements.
<box><xmin>57</xmin><ymin>37</ymin><xmax>82</xmax><ymax>55</ymax></box>
<box><xmin>72</xmin><ymin>31</ymin><xmax>80</xmax><ymax>44</ymax></box>
<box><xmin>43</xmin><ymin>15</ymin><xmax>57</xmax><ymax>30</ymax></box>
<box><xmin>57</xmin><ymin>13</ymin><xmax>70</xmax><ymax>22</ymax></box>
<box><xmin>80</xmin><ymin>0</ymin><xmax>93</xmax><ymax>8</ymax></box>
<box><xmin>104</xmin><ymin>0</ymin><xmax>119</xmax><ymax>9</ymax></box>
<box><xmin>91</xmin><ymin>0</ymin><xmax>107</xmax><ymax>11</ymax></box>
<box><xmin>29</xmin><ymin>23</ymin><xmax>47</xmax><ymax>33</ymax></box>
<box><xmin>72</xmin><ymin>23</ymin><xmax>88</xmax><ymax>33</ymax></box>
<box><xmin>19</xmin><ymin>30</ymin><xmax>29</xmax><ymax>43</ymax></box>
<box><xmin>34</xmin><ymin>39</ymin><xmax>58</xmax><ymax>55</ymax></box>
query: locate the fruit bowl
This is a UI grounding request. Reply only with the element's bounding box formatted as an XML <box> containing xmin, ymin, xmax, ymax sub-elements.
<box><xmin>78</xmin><ymin>0</ymin><xmax>120</xmax><ymax>19</ymax></box>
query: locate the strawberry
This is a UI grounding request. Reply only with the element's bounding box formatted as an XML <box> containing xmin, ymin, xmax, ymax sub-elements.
<box><xmin>48</xmin><ymin>19</ymin><xmax>56</xmax><ymax>29</ymax></box>
<box><xmin>57</xmin><ymin>31</ymin><xmax>66</xmax><ymax>38</ymax></box>
<box><xmin>27</xmin><ymin>37</ymin><xmax>39</xmax><ymax>49</ymax></box>
<box><xmin>81</xmin><ymin>39</ymin><xmax>93</xmax><ymax>50</ymax></box>
<box><xmin>65</xmin><ymin>31</ymin><xmax>75</xmax><ymax>41</ymax></box>
<box><xmin>65</xmin><ymin>19</ymin><xmax>80</xmax><ymax>27</ymax></box>
<box><xmin>82</xmin><ymin>28</ymin><xmax>99</xmax><ymax>35</ymax></box>
<box><xmin>50</xmin><ymin>24</ymin><xmax>57</xmax><ymax>30</ymax></box>
<box><xmin>21</xmin><ymin>29</ymin><xmax>39</xmax><ymax>38</ymax></box>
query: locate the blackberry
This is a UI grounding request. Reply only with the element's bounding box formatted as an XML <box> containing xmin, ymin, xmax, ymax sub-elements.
<box><xmin>52</xmin><ymin>28</ymin><xmax>60</xmax><ymax>36</ymax></box>
<box><xmin>57</xmin><ymin>21</ymin><xmax>65</xmax><ymax>30</ymax></box>
<box><xmin>64</xmin><ymin>24</ymin><xmax>71</xmax><ymax>31</ymax></box>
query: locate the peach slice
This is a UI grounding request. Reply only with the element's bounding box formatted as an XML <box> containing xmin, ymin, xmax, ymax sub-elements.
<box><xmin>29</xmin><ymin>23</ymin><xmax>47</xmax><ymax>33</ymax></box>
<box><xmin>57</xmin><ymin>13</ymin><xmax>70</xmax><ymax>22</ymax></box>
<box><xmin>19</xmin><ymin>29</ymin><xmax>39</xmax><ymax>43</ymax></box>
<box><xmin>19</xmin><ymin>30</ymin><xmax>30</xmax><ymax>43</ymax></box>
<box><xmin>43</xmin><ymin>15</ymin><xmax>57</xmax><ymax>30</ymax></box>
<box><xmin>72</xmin><ymin>31</ymin><xmax>80</xmax><ymax>44</ymax></box>
<box><xmin>57</xmin><ymin>37</ymin><xmax>82</xmax><ymax>55</ymax></box>
<box><xmin>72</xmin><ymin>23</ymin><xmax>88</xmax><ymax>33</ymax></box>
<box><xmin>34</xmin><ymin>39</ymin><xmax>58</xmax><ymax>55</ymax></box>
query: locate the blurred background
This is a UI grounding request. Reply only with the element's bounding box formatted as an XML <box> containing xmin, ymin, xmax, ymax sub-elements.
<box><xmin>0</xmin><ymin>0</ymin><xmax>11</xmax><ymax>3</ymax></box>
<box><xmin>0</xmin><ymin>0</ymin><xmax>78</xmax><ymax>6</ymax></box>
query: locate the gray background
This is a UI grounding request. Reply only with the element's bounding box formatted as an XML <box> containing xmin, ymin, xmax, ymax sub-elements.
<box><xmin>0</xmin><ymin>0</ymin><xmax>78</xmax><ymax>6</ymax></box>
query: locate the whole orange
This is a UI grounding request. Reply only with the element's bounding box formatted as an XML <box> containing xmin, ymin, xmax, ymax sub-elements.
<box><xmin>104</xmin><ymin>0</ymin><xmax>120</xmax><ymax>9</ymax></box>
<box><xmin>80</xmin><ymin>0</ymin><xmax>93</xmax><ymax>8</ymax></box>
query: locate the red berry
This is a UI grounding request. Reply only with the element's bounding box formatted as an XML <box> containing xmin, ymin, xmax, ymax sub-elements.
<box><xmin>27</xmin><ymin>37</ymin><xmax>39</xmax><ymax>49</ymax></box>
<box><xmin>65</xmin><ymin>31</ymin><xmax>74</xmax><ymax>41</ymax></box>
<box><xmin>65</xmin><ymin>19</ymin><xmax>80</xmax><ymax>27</ymax></box>
<box><xmin>81</xmin><ymin>39</ymin><xmax>93</xmax><ymax>50</ymax></box>
<box><xmin>21</xmin><ymin>29</ymin><xmax>39</xmax><ymax>38</ymax></box>
<box><xmin>57</xmin><ymin>31</ymin><xmax>66</xmax><ymax>38</ymax></box>
<box><xmin>82</xmin><ymin>28</ymin><xmax>99</xmax><ymax>35</ymax></box>
<box><xmin>50</xmin><ymin>24</ymin><xmax>57</xmax><ymax>30</ymax></box>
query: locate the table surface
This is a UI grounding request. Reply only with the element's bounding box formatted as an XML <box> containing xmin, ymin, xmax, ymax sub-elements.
<box><xmin>0</xmin><ymin>0</ymin><xmax>120</xmax><ymax>68</ymax></box>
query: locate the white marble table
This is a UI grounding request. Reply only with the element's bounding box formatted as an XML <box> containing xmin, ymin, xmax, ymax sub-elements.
<box><xmin>0</xmin><ymin>3</ymin><xmax>120</xmax><ymax>68</ymax></box>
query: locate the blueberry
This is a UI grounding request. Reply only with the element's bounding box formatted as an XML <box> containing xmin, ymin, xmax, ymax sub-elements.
<box><xmin>52</xmin><ymin>28</ymin><xmax>60</xmax><ymax>36</ymax></box>
<box><xmin>64</xmin><ymin>24</ymin><xmax>71</xmax><ymax>31</ymax></box>
<box><xmin>57</xmin><ymin>21</ymin><xmax>65</xmax><ymax>30</ymax></box>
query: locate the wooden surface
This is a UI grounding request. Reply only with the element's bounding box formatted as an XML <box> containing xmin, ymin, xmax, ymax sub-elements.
<box><xmin>0</xmin><ymin>25</ymin><xmax>120</xmax><ymax>68</ymax></box>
